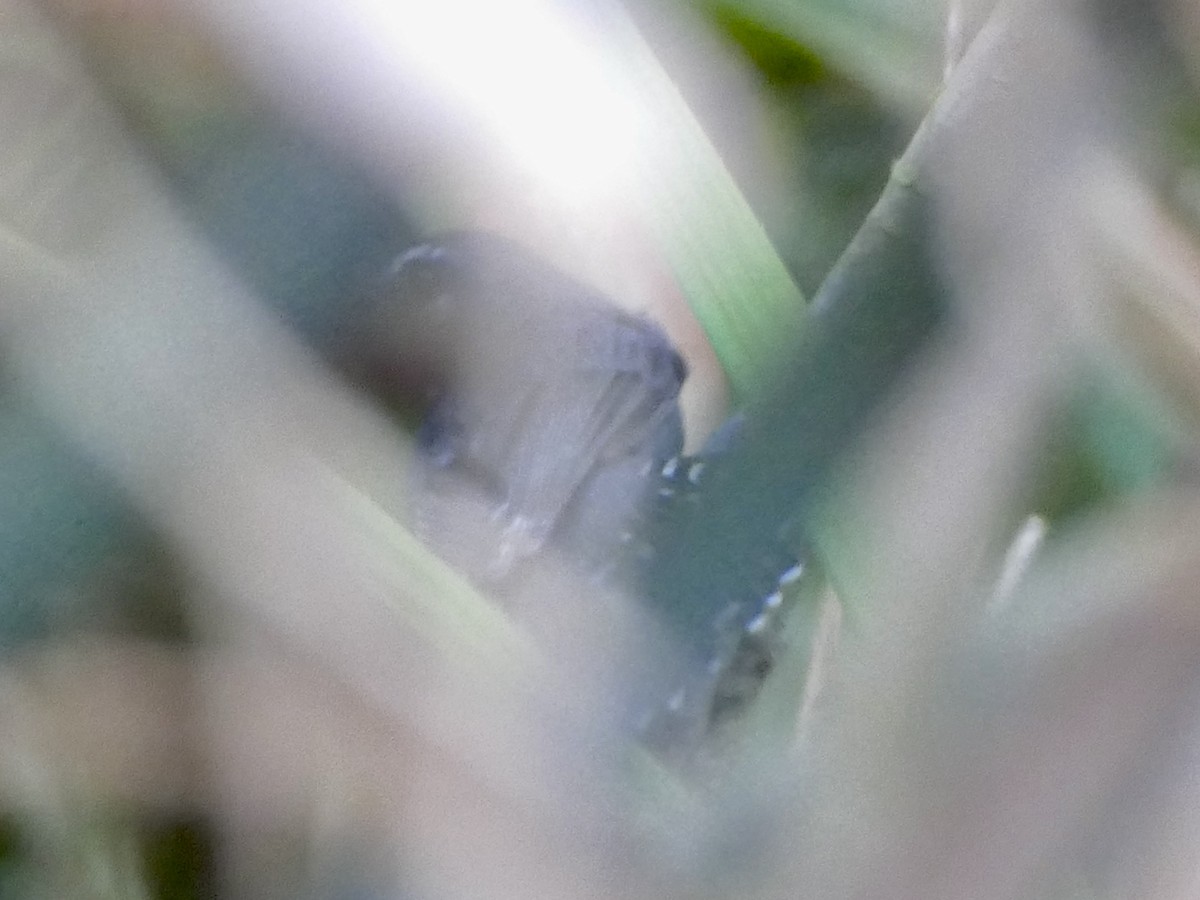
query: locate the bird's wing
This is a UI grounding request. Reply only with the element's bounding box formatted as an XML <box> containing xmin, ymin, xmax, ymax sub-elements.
<box><xmin>456</xmin><ymin>307</ymin><xmax>684</xmax><ymax>561</ymax></box>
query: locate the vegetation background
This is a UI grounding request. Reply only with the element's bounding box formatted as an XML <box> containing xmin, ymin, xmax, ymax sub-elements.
<box><xmin>3</xmin><ymin>0</ymin><xmax>1200</xmax><ymax>898</ymax></box>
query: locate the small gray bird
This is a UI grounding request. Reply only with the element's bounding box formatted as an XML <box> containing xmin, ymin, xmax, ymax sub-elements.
<box><xmin>353</xmin><ymin>232</ymin><xmax>810</xmax><ymax>759</ymax></box>
<box><xmin>355</xmin><ymin>231</ymin><xmax>687</xmax><ymax>583</ymax></box>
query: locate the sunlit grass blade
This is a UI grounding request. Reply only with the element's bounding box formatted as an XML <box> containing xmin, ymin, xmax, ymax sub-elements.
<box><xmin>593</xmin><ymin>8</ymin><xmax>810</xmax><ymax>402</ymax></box>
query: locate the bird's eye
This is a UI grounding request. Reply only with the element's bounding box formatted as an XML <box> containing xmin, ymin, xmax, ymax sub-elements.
<box><xmin>669</xmin><ymin>349</ymin><xmax>688</xmax><ymax>384</ymax></box>
<box><xmin>387</xmin><ymin>243</ymin><xmax>455</xmax><ymax>301</ymax></box>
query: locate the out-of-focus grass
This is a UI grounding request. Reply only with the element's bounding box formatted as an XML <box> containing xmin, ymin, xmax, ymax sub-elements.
<box><xmin>8</xmin><ymin>0</ymin><xmax>1200</xmax><ymax>898</ymax></box>
<box><xmin>704</xmin><ymin>7</ymin><xmax>911</xmax><ymax>297</ymax></box>
<box><xmin>703</xmin><ymin>0</ymin><xmax>944</xmax><ymax>113</ymax></box>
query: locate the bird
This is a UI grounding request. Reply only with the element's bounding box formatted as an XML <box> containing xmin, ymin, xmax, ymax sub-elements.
<box><xmin>356</xmin><ymin>231</ymin><xmax>810</xmax><ymax>759</ymax></box>
<box><xmin>352</xmin><ymin>230</ymin><xmax>688</xmax><ymax>583</ymax></box>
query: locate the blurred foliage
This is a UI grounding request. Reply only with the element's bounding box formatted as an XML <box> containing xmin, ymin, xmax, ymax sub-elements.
<box><xmin>602</xmin><ymin>4</ymin><xmax>810</xmax><ymax>401</ymax></box>
<box><xmin>6</xmin><ymin>0</ymin><xmax>1200</xmax><ymax>895</ymax></box>
<box><xmin>0</xmin><ymin>814</ymin><xmax>213</xmax><ymax>900</ymax></box>
<box><xmin>141</xmin><ymin>819</ymin><xmax>214</xmax><ymax>900</ymax></box>
<box><xmin>710</xmin><ymin>8</ymin><xmax>828</xmax><ymax>88</ymax></box>
<box><xmin>704</xmin><ymin>4</ymin><xmax>910</xmax><ymax>297</ymax></box>
<box><xmin>699</xmin><ymin>0</ymin><xmax>943</xmax><ymax>111</ymax></box>
<box><xmin>159</xmin><ymin>116</ymin><xmax>416</xmax><ymax>348</ymax></box>
<box><xmin>688</xmin><ymin>0</ymin><xmax>1183</xmax><ymax>570</ymax></box>
<box><xmin>1035</xmin><ymin>371</ymin><xmax>1179</xmax><ymax>530</ymax></box>
<box><xmin>0</xmin><ymin>399</ymin><xmax>166</xmax><ymax>648</ymax></box>
<box><xmin>0</xmin><ymin>813</ymin><xmax>23</xmax><ymax>879</ymax></box>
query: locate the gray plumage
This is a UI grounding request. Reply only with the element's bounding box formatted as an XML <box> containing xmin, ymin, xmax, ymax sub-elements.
<box><xmin>360</xmin><ymin>232</ymin><xmax>687</xmax><ymax>582</ymax></box>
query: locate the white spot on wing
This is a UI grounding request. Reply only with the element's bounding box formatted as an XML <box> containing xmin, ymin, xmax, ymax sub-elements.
<box><xmin>779</xmin><ymin>563</ymin><xmax>804</xmax><ymax>585</ymax></box>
